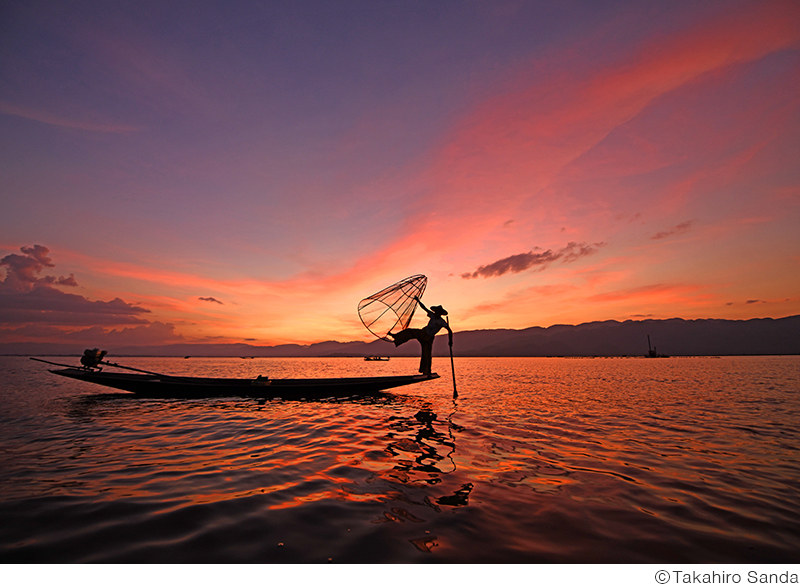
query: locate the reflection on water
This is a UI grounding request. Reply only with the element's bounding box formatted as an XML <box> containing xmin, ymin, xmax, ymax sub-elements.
<box><xmin>0</xmin><ymin>355</ymin><xmax>798</xmax><ymax>562</ymax></box>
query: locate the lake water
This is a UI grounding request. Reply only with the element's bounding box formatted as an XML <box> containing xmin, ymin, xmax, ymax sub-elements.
<box><xmin>0</xmin><ymin>355</ymin><xmax>798</xmax><ymax>563</ymax></box>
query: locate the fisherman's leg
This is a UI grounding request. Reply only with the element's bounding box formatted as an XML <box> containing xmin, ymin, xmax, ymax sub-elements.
<box><xmin>419</xmin><ymin>338</ymin><xmax>433</xmax><ymax>375</ymax></box>
<box><xmin>391</xmin><ymin>328</ymin><xmax>422</xmax><ymax>347</ymax></box>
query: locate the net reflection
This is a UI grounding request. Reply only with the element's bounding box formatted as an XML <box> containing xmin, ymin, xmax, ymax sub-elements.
<box><xmin>386</xmin><ymin>409</ymin><xmax>455</xmax><ymax>477</ymax></box>
<box><xmin>378</xmin><ymin>405</ymin><xmax>472</xmax><ymax>508</ymax></box>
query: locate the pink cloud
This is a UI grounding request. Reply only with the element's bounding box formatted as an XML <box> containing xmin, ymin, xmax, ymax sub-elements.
<box><xmin>79</xmin><ymin>322</ymin><xmax>184</xmax><ymax>346</ymax></box>
<box><xmin>355</xmin><ymin>0</ymin><xmax>800</xmax><ymax>269</ymax></box>
<box><xmin>469</xmin><ymin>284</ymin><xmax>578</xmax><ymax>315</ymax></box>
<box><xmin>0</xmin><ymin>292</ymin><xmax>149</xmax><ymax>325</ymax></box>
<box><xmin>1</xmin><ymin>245</ymin><xmax>79</xmax><ymax>292</ymax></box>
<box><xmin>2</xmin><ymin>322</ymin><xmax>186</xmax><ymax>347</ymax></box>
<box><xmin>651</xmin><ymin>221</ymin><xmax>694</xmax><ymax>240</ymax></box>
<box><xmin>189</xmin><ymin>0</ymin><xmax>799</xmax><ymax>314</ymax></box>
<box><xmin>0</xmin><ymin>100</ymin><xmax>140</xmax><ymax>133</ymax></box>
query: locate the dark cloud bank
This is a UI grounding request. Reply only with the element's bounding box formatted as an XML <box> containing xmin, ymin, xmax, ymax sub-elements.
<box><xmin>199</xmin><ymin>297</ymin><xmax>224</xmax><ymax>305</ymax></box>
<box><xmin>0</xmin><ymin>245</ymin><xmax>182</xmax><ymax>346</ymax></box>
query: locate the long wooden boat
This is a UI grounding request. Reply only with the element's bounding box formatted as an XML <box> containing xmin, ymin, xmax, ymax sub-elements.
<box><xmin>34</xmin><ymin>358</ymin><xmax>438</xmax><ymax>399</ymax></box>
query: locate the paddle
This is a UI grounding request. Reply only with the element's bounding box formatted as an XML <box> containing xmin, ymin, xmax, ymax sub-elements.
<box><xmin>98</xmin><ymin>360</ymin><xmax>168</xmax><ymax>377</ymax></box>
<box><xmin>447</xmin><ymin>316</ymin><xmax>457</xmax><ymax>399</ymax></box>
<box><xmin>30</xmin><ymin>356</ymin><xmax>168</xmax><ymax>378</ymax></box>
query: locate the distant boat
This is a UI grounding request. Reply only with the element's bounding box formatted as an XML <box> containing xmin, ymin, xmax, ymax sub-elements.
<box><xmin>31</xmin><ymin>355</ymin><xmax>437</xmax><ymax>399</ymax></box>
<box><xmin>364</xmin><ymin>356</ymin><xmax>390</xmax><ymax>361</ymax></box>
<box><xmin>646</xmin><ymin>335</ymin><xmax>669</xmax><ymax>358</ymax></box>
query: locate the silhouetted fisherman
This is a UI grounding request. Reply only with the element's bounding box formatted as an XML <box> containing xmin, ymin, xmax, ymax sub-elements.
<box><xmin>388</xmin><ymin>297</ymin><xmax>453</xmax><ymax>376</ymax></box>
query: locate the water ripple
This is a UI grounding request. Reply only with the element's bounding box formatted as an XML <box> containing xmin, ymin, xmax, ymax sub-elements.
<box><xmin>1</xmin><ymin>356</ymin><xmax>798</xmax><ymax>562</ymax></box>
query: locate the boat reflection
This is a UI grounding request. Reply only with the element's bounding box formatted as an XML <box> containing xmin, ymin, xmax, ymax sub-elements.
<box><xmin>64</xmin><ymin>389</ymin><xmax>399</xmax><ymax>416</ymax></box>
<box><xmin>61</xmin><ymin>392</ymin><xmax>473</xmax><ymax>510</ymax></box>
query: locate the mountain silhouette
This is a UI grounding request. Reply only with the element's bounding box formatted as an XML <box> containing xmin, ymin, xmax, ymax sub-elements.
<box><xmin>4</xmin><ymin>315</ymin><xmax>798</xmax><ymax>357</ymax></box>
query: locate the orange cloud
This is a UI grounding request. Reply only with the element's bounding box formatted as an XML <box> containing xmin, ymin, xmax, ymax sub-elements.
<box><xmin>587</xmin><ymin>283</ymin><xmax>706</xmax><ymax>305</ymax></box>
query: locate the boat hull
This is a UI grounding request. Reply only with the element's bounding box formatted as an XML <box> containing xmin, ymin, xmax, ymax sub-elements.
<box><xmin>49</xmin><ymin>368</ymin><xmax>439</xmax><ymax>399</ymax></box>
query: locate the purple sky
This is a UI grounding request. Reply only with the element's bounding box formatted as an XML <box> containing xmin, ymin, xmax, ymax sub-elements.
<box><xmin>2</xmin><ymin>0</ymin><xmax>799</xmax><ymax>346</ymax></box>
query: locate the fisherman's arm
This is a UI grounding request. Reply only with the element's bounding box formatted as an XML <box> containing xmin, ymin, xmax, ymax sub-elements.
<box><xmin>415</xmin><ymin>297</ymin><xmax>432</xmax><ymax>315</ymax></box>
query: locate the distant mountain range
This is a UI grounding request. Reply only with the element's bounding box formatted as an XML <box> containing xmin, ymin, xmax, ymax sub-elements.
<box><xmin>3</xmin><ymin>315</ymin><xmax>799</xmax><ymax>357</ymax></box>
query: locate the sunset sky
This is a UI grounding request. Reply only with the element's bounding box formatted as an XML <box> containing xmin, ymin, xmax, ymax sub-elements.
<box><xmin>2</xmin><ymin>0</ymin><xmax>799</xmax><ymax>347</ymax></box>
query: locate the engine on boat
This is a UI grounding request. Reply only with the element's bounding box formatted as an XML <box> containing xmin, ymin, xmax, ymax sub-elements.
<box><xmin>80</xmin><ymin>348</ymin><xmax>107</xmax><ymax>369</ymax></box>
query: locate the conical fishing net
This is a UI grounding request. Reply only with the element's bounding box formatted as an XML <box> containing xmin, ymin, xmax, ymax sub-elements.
<box><xmin>358</xmin><ymin>274</ymin><xmax>427</xmax><ymax>340</ymax></box>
